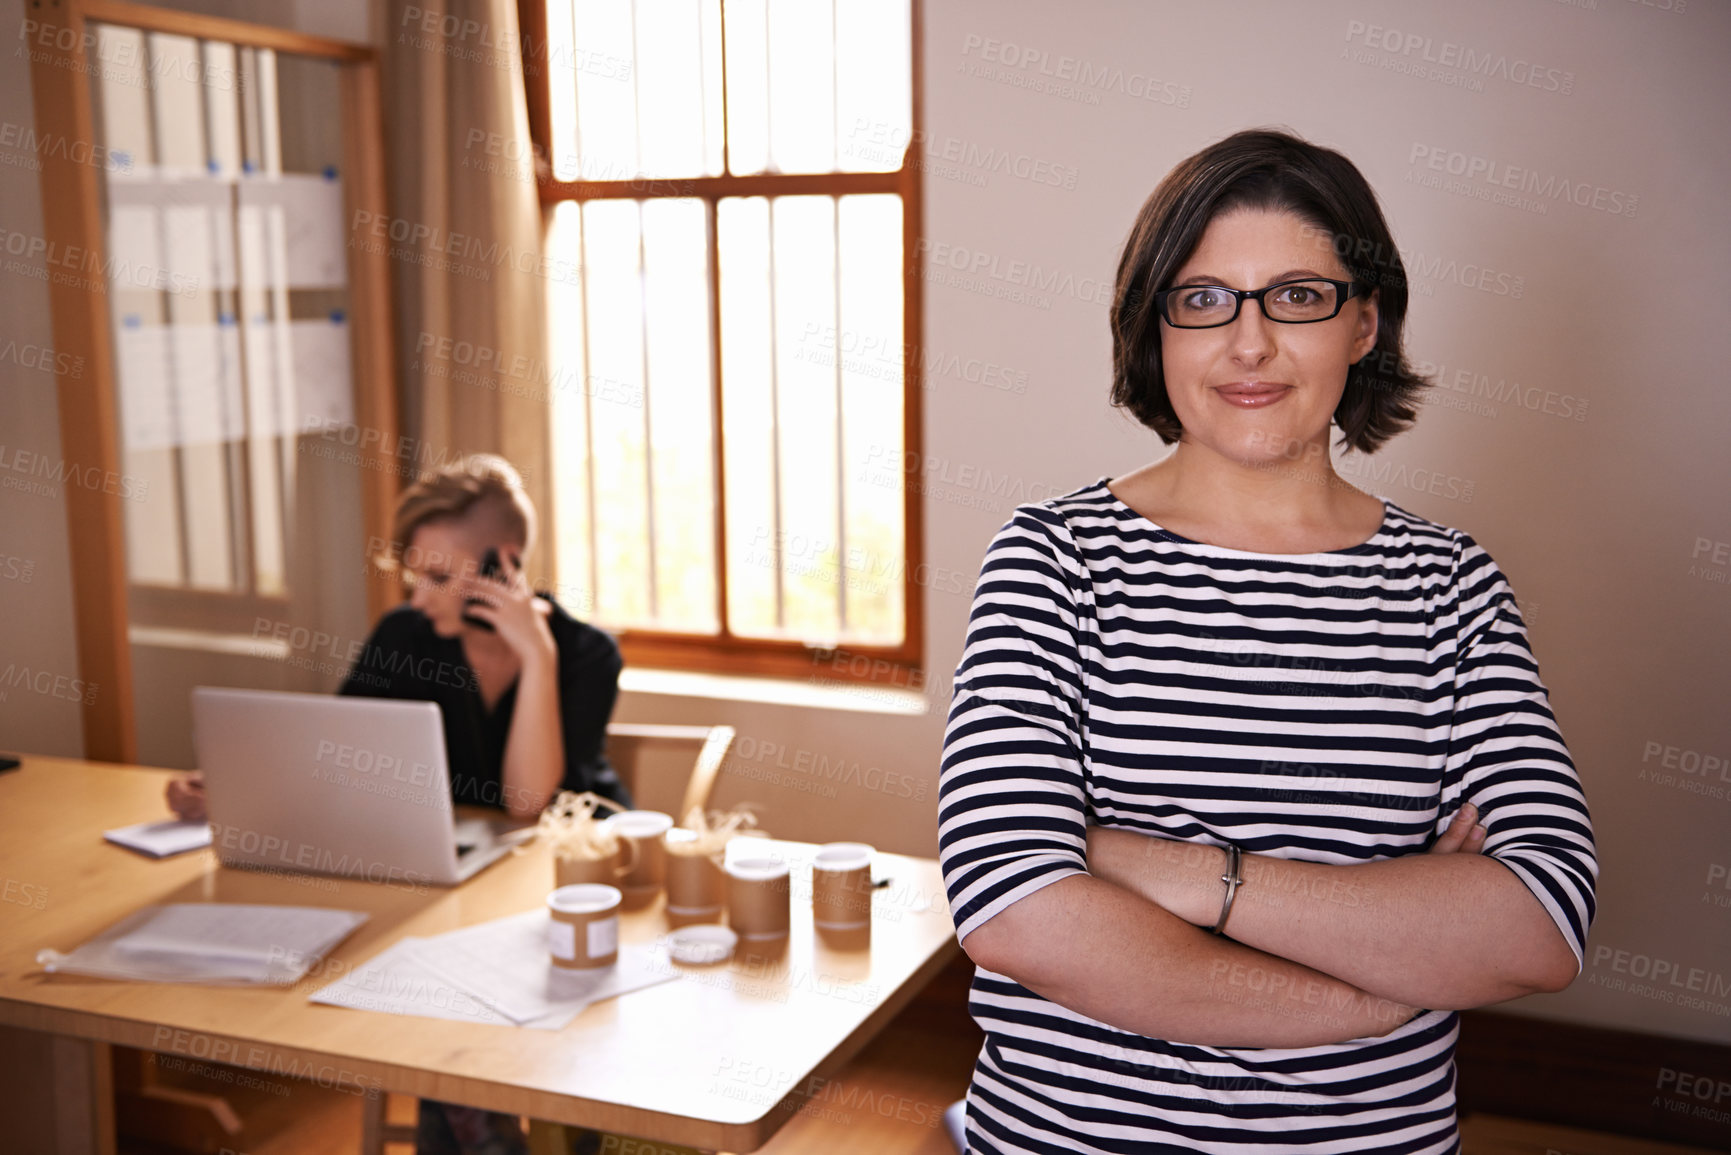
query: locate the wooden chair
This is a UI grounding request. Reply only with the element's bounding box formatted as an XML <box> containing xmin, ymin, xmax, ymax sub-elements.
<box><xmin>359</xmin><ymin>723</ymin><xmax>737</xmax><ymax>1154</ymax></box>
<box><xmin>600</xmin><ymin>722</ymin><xmax>736</xmax><ymax>824</ymax></box>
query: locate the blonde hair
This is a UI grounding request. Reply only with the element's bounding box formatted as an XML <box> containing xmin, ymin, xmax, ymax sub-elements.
<box><xmin>380</xmin><ymin>454</ymin><xmax>536</xmax><ymax>573</ymax></box>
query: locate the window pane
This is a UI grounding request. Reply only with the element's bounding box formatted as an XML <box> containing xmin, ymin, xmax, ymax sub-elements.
<box><xmin>718</xmin><ymin>195</ymin><xmax>905</xmax><ymax>645</ymax></box>
<box><xmin>765</xmin><ymin>0</ymin><xmax>834</xmax><ymax>173</ymax></box>
<box><xmin>770</xmin><ymin>196</ymin><xmax>840</xmax><ymax>641</ymax></box>
<box><xmin>699</xmin><ymin>0</ymin><xmax>726</xmax><ymax>175</ymax></box>
<box><xmin>717</xmin><ymin>197</ymin><xmax>777</xmax><ymax>633</ymax></box>
<box><xmin>720</xmin><ymin>0</ymin><xmax>768</xmax><ymax>174</ymax></box>
<box><xmin>550</xmin><ymin>0</ymin><xmax>907</xmax><ymax>178</ymax></box>
<box><xmin>633</xmin><ymin>0</ymin><xmax>709</xmax><ymax>178</ymax></box>
<box><xmin>571</xmin><ymin>0</ymin><xmax>639</xmax><ymax>178</ymax></box>
<box><xmin>155</xmin><ymin>32</ymin><xmax>236</xmax><ymax>591</ymax></box>
<box><xmin>547</xmin><ymin>0</ymin><xmax>579</xmax><ymax>178</ymax></box>
<box><xmin>838</xmin><ymin>194</ymin><xmax>903</xmax><ymax>643</ymax></box>
<box><xmin>641</xmin><ymin>199</ymin><xmax>717</xmax><ymax>631</ymax></box>
<box><xmin>95</xmin><ymin>26</ymin><xmax>181</xmax><ymax>586</ymax></box>
<box><xmin>835</xmin><ymin>0</ymin><xmax>910</xmax><ymax>173</ymax></box>
<box><xmin>237</xmin><ymin>189</ymin><xmax>290</xmax><ymax>595</ymax></box>
<box><xmin>552</xmin><ymin>200</ymin><xmax>718</xmax><ymax>632</ymax></box>
<box><xmin>581</xmin><ymin>199</ymin><xmax>653</xmax><ymax>625</ymax></box>
<box><xmin>243</xmin><ymin>47</ymin><xmax>291</xmax><ymax>597</ymax></box>
<box><xmin>549</xmin><ymin>0</ymin><xmax>724</xmax><ymax>180</ymax></box>
<box><xmin>548</xmin><ymin>203</ymin><xmax>596</xmax><ymax>615</ymax></box>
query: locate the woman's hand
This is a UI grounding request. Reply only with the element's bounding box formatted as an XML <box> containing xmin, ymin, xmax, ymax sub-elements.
<box><xmin>1090</xmin><ymin>801</ymin><xmax>1488</xmax><ymax>929</ymax></box>
<box><xmin>1085</xmin><ymin>825</ymin><xmax>1224</xmax><ymax>926</ymax></box>
<box><xmin>460</xmin><ymin>555</ymin><xmax>557</xmax><ymax>667</ymax></box>
<box><xmin>1429</xmin><ymin>802</ymin><xmax>1487</xmax><ymax>855</ymax></box>
<box><xmin>165</xmin><ymin>772</ymin><xmax>207</xmax><ymax>821</ymax></box>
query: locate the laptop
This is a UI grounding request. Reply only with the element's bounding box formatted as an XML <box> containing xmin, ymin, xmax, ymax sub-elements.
<box><xmin>191</xmin><ymin>686</ymin><xmax>523</xmax><ymax>887</ymax></box>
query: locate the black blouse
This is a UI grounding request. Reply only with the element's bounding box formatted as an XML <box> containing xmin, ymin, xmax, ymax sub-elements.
<box><xmin>337</xmin><ymin>595</ymin><xmax>630</xmax><ymax>812</ymax></box>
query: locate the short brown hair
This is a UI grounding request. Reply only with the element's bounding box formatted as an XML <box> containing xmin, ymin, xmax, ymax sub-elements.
<box><xmin>1109</xmin><ymin>128</ymin><xmax>1430</xmax><ymax>454</ymax></box>
<box><xmin>383</xmin><ymin>454</ymin><xmax>536</xmax><ymax>571</ymax></box>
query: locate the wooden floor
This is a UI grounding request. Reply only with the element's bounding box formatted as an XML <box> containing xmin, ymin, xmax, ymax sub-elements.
<box><xmin>118</xmin><ymin>955</ymin><xmax>1728</xmax><ymax>1155</ymax></box>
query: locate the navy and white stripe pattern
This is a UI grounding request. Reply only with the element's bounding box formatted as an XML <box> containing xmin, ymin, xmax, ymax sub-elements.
<box><xmin>938</xmin><ymin>478</ymin><xmax>1596</xmax><ymax>1153</ymax></box>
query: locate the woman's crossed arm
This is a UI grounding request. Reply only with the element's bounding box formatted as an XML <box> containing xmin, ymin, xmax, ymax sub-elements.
<box><xmin>962</xmin><ymin>871</ymin><xmax>1420</xmax><ymax>1050</ymax></box>
<box><xmin>1085</xmin><ymin>804</ymin><xmax>1581</xmax><ymax>1011</ymax></box>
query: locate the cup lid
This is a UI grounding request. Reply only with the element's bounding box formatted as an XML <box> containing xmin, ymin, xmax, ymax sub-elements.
<box><xmin>548</xmin><ymin>884</ymin><xmax>622</xmax><ymax>913</ymax></box>
<box><xmin>814</xmin><ymin>842</ymin><xmax>874</xmax><ymax>870</ymax></box>
<box><xmin>726</xmin><ymin>856</ymin><xmax>789</xmax><ymax>880</ymax></box>
<box><xmin>606</xmin><ymin>810</ymin><xmax>675</xmax><ymax>836</ymax></box>
<box><xmin>667</xmin><ymin>924</ymin><xmax>736</xmax><ymax>965</ymax></box>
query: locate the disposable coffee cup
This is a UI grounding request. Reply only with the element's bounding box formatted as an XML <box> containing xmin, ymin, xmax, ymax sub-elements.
<box><xmin>726</xmin><ymin>856</ymin><xmax>790</xmax><ymax>941</ymax></box>
<box><xmin>811</xmin><ymin>842</ymin><xmax>873</xmax><ymax>932</ymax></box>
<box><xmin>554</xmin><ymin>838</ymin><xmax>636</xmax><ymax>889</ymax></box>
<box><xmin>606</xmin><ymin>810</ymin><xmax>674</xmax><ymax>910</ymax></box>
<box><xmin>664</xmin><ymin>828</ymin><xmax>727</xmax><ymax>928</ymax></box>
<box><xmin>547</xmin><ymin>884</ymin><xmax>621</xmax><ymax>970</ymax></box>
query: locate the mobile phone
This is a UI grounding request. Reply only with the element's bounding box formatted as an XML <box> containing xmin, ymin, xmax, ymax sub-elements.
<box><xmin>461</xmin><ymin>548</ymin><xmax>504</xmax><ymax>632</ymax></box>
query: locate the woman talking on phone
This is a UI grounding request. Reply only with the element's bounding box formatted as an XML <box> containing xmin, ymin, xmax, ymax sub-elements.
<box><xmin>938</xmin><ymin>130</ymin><xmax>1595</xmax><ymax>1152</ymax></box>
<box><xmin>167</xmin><ymin>452</ymin><xmax>629</xmax><ymax>821</ymax></box>
<box><xmin>168</xmin><ymin>454</ymin><xmax>625</xmax><ymax>1155</ymax></box>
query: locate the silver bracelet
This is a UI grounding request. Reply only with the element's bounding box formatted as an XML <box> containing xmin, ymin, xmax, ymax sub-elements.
<box><xmin>1211</xmin><ymin>844</ymin><xmax>1243</xmax><ymax>936</ymax></box>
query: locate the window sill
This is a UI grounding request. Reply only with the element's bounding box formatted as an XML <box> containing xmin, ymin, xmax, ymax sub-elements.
<box><xmin>618</xmin><ymin>665</ymin><xmax>930</xmax><ymax>717</ymax></box>
<box><xmin>129</xmin><ymin>625</ymin><xmax>289</xmax><ymax>658</ymax></box>
<box><xmin>126</xmin><ymin>629</ymin><xmax>932</xmax><ymax>716</ymax></box>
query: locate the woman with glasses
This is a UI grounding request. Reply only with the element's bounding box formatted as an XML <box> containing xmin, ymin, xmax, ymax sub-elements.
<box><xmin>938</xmin><ymin>129</ymin><xmax>1595</xmax><ymax>1152</ymax></box>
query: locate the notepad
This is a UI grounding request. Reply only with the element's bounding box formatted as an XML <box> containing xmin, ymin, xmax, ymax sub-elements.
<box><xmin>104</xmin><ymin>818</ymin><xmax>213</xmax><ymax>859</ymax></box>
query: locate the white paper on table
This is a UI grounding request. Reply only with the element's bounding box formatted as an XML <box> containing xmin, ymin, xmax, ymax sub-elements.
<box><xmin>104</xmin><ymin>818</ymin><xmax>212</xmax><ymax>859</ymax></box>
<box><xmin>309</xmin><ymin>938</ymin><xmax>522</xmax><ymax>1026</ymax></box>
<box><xmin>404</xmin><ymin>909</ymin><xmax>677</xmax><ymax>1026</ymax></box>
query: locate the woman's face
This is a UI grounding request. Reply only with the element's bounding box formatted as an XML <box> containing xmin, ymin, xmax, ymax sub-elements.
<box><xmin>1159</xmin><ymin>208</ymin><xmax>1379</xmax><ymax>466</ymax></box>
<box><xmin>402</xmin><ymin>519</ymin><xmax>518</xmax><ymax>639</ymax></box>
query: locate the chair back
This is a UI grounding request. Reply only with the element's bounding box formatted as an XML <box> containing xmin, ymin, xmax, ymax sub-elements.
<box><xmin>603</xmin><ymin>723</ymin><xmax>736</xmax><ymax>823</ymax></box>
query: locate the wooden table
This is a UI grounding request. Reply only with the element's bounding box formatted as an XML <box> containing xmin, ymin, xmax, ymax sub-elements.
<box><xmin>0</xmin><ymin>756</ymin><xmax>959</xmax><ymax>1153</ymax></box>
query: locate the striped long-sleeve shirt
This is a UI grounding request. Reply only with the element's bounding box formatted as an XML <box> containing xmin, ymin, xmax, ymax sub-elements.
<box><xmin>938</xmin><ymin>478</ymin><xmax>1597</xmax><ymax>1154</ymax></box>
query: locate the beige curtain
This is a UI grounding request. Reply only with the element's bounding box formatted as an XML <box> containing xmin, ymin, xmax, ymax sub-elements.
<box><xmin>382</xmin><ymin>0</ymin><xmax>554</xmax><ymax>578</ymax></box>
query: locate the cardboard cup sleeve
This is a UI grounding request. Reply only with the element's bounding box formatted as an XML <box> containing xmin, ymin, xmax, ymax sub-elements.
<box><xmin>726</xmin><ymin>856</ymin><xmax>790</xmax><ymax>941</ymax></box>
<box><xmin>547</xmin><ymin>884</ymin><xmax>621</xmax><ymax>970</ymax></box>
<box><xmin>554</xmin><ymin>839</ymin><xmax>635</xmax><ymax>889</ymax></box>
<box><xmin>811</xmin><ymin>842</ymin><xmax>874</xmax><ymax>932</ymax></box>
<box><xmin>664</xmin><ymin>828</ymin><xmax>728</xmax><ymax>927</ymax></box>
<box><xmin>606</xmin><ymin>811</ymin><xmax>674</xmax><ymax>910</ymax></box>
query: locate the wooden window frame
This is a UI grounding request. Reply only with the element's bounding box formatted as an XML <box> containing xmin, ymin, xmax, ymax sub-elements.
<box><xmin>26</xmin><ymin>0</ymin><xmax>398</xmax><ymax>760</ymax></box>
<box><xmin>517</xmin><ymin>0</ymin><xmax>926</xmax><ymax>687</ymax></box>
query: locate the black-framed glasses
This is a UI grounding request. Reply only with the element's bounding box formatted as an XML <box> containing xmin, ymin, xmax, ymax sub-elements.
<box><xmin>1153</xmin><ymin>277</ymin><xmax>1366</xmax><ymax>329</ymax></box>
